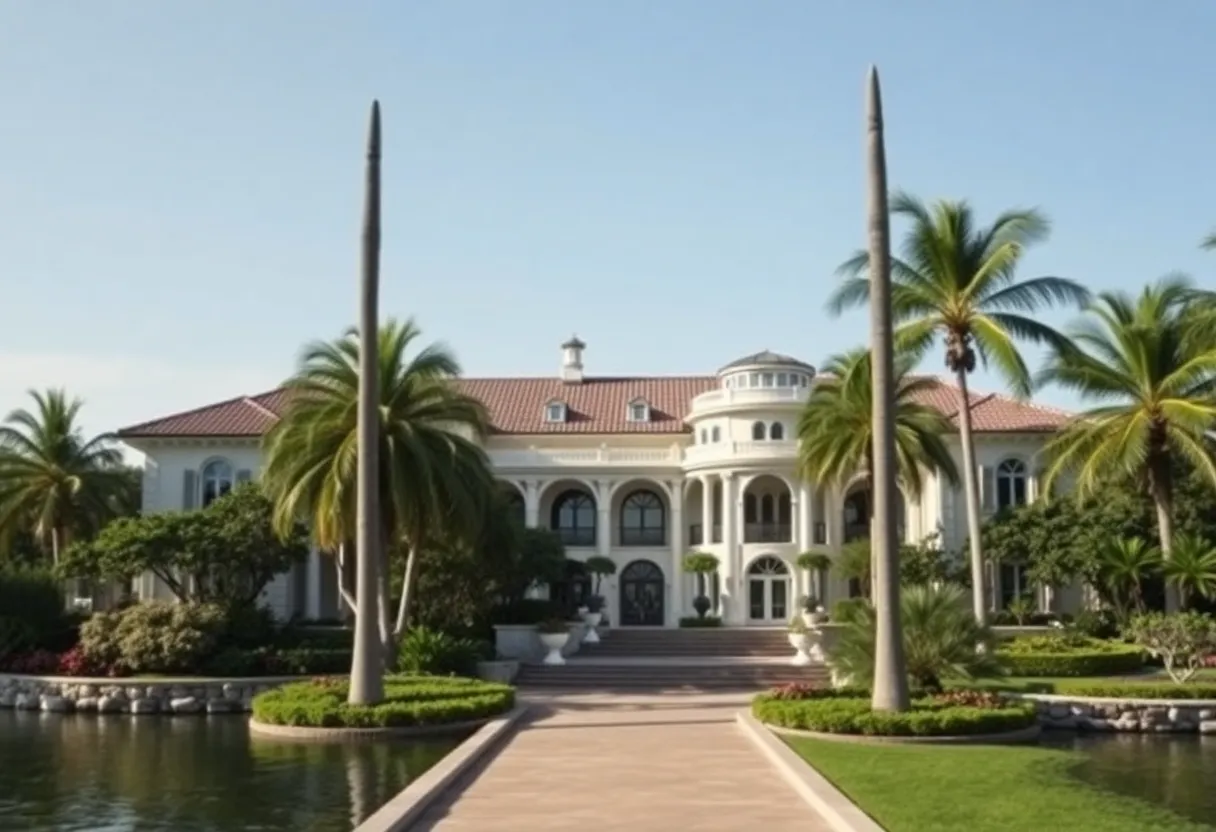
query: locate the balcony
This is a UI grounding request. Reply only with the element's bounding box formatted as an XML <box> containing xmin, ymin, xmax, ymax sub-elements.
<box><xmin>687</xmin><ymin>523</ymin><xmax>723</xmax><ymax>546</ymax></box>
<box><xmin>492</xmin><ymin>446</ymin><xmax>683</xmax><ymax>469</ymax></box>
<box><xmin>689</xmin><ymin>386</ymin><xmax>808</xmax><ymax>413</ymax></box>
<box><xmin>620</xmin><ymin>528</ymin><xmax>665</xmax><ymax>547</ymax></box>
<box><xmin>683</xmin><ymin>440</ymin><xmax>799</xmax><ymax>466</ymax></box>
<box><xmin>743</xmin><ymin>523</ymin><xmax>792</xmax><ymax>544</ymax></box>
<box><xmin>554</xmin><ymin>527</ymin><xmax>596</xmax><ymax>547</ymax></box>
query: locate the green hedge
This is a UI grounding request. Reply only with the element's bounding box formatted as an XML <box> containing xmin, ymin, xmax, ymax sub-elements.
<box><xmin>1049</xmin><ymin>681</ymin><xmax>1216</xmax><ymax>700</ymax></box>
<box><xmin>752</xmin><ymin>691</ymin><xmax>1037</xmax><ymax>737</ymax></box>
<box><xmin>679</xmin><ymin>616</ymin><xmax>723</xmax><ymax>628</ymax></box>
<box><xmin>997</xmin><ymin>643</ymin><xmax>1144</xmax><ymax>677</ymax></box>
<box><xmin>252</xmin><ymin>674</ymin><xmax>515</xmax><ymax>729</ymax></box>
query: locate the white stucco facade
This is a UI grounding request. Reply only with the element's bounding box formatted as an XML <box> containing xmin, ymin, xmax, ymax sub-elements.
<box><xmin>120</xmin><ymin>347</ymin><xmax>1067</xmax><ymax>627</ymax></box>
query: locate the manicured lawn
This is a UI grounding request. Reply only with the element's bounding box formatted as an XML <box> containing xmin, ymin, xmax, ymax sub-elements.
<box><xmin>786</xmin><ymin>736</ymin><xmax>1209</xmax><ymax>832</ymax></box>
<box><xmin>956</xmin><ymin>668</ymin><xmax>1216</xmax><ymax>693</ymax></box>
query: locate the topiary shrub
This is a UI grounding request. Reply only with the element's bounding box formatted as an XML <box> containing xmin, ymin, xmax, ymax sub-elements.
<box><xmin>751</xmin><ymin>689</ymin><xmax>1036</xmax><ymax>737</ymax></box>
<box><xmin>997</xmin><ymin>634</ymin><xmax>1144</xmax><ymax>677</ymax></box>
<box><xmin>79</xmin><ymin>601</ymin><xmax>227</xmax><ymax>674</ymax></box>
<box><xmin>397</xmin><ymin>626</ymin><xmax>491</xmax><ymax>676</ymax></box>
<box><xmin>251</xmin><ymin>674</ymin><xmax>515</xmax><ymax>729</ymax></box>
<box><xmin>0</xmin><ymin>566</ymin><xmax>70</xmax><ymax>658</ymax></box>
<box><xmin>1050</xmin><ymin>680</ymin><xmax>1216</xmax><ymax>699</ymax></box>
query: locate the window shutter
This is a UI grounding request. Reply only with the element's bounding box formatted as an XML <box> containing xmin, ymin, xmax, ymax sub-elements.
<box><xmin>182</xmin><ymin>470</ymin><xmax>197</xmax><ymax>510</ymax></box>
<box><xmin>980</xmin><ymin>466</ymin><xmax>996</xmax><ymax>513</ymax></box>
<box><xmin>236</xmin><ymin>469</ymin><xmax>253</xmax><ymax>484</ymax></box>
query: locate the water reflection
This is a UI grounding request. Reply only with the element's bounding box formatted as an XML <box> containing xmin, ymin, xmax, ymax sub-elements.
<box><xmin>0</xmin><ymin>711</ymin><xmax>459</xmax><ymax>831</ymax></box>
<box><xmin>1041</xmin><ymin>732</ymin><xmax>1216</xmax><ymax>826</ymax></box>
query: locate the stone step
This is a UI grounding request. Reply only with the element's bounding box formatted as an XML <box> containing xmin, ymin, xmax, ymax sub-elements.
<box><xmin>517</xmin><ymin>662</ymin><xmax>827</xmax><ymax>690</ymax></box>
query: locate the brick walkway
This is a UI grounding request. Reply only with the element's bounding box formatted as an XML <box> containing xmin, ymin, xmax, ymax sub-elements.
<box><xmin>411</xmin><ymin>691</ymin><xmax>833</xmax><ymax>831</ymax></box>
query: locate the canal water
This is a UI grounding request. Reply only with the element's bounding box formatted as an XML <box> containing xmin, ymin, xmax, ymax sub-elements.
<box><xmin>0</xmin><ymin>711</ymin><xmax>459</xmax><ymax>831</ymax></box>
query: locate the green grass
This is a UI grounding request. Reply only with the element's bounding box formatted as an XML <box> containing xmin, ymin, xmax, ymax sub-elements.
<box><xmin>956</xmin><ymin>669</ymin><xmax>1216</xmax><ymax>694</ymax></box>
<box><xmin>786</xmin><ymin>736</ymin><xmax>1209</xmax><ymax>831</ymax></box>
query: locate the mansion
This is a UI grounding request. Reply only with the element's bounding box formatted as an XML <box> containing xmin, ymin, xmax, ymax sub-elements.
<box><xmin>117</xmin><ymin>338</ymin><xmax>1075</xmax><ymax>628</ymax></box>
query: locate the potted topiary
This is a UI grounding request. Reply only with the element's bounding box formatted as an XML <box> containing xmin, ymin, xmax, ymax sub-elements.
<box><xmin>538</xmin><ymin>618</ymin><xmax>570</xmax><ymax>666</ymax></box>
<box><xmin>787</xmin><ymin>617</ymin><xmax>813</xmax><ymax>666</ymax></box>
<box><xmin>582</xmin><ymin>555</ymin><xmax>616</xmax><ymax>643</ymax></box>
<box><xmin>683</xmin><ymin>551</ymin><xmax>720</xmax><ymax>619</ymax></box>
<box><xmin>799</xmin><ymin>594</ymin><xmax>829</xmax><ymax>627</ymax></box>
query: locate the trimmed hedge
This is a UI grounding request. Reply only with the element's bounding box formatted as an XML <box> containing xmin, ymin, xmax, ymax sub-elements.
<box><xmin>252</xmin><ymin>674</ymin><xmax>515</xmax><ymax>729</ymax></box>
<box><xmin>1048</xmin><ymin>680</ymin><xmax>1216</xmax><ymax>700</ymax></box>
<box><xmin>997</xmin><ymin>638</ymin><xmax>1144</xmax><ymax>677</ymax></box>
<box><xmin>679</xmin><ymin>616</ymin><xmax>723</xmax><ymax>628</ymax></box>
<box><xmin>752</xmin><ymin>689</ymin><xmax>1037</xmax><ymax>737</ymax></box>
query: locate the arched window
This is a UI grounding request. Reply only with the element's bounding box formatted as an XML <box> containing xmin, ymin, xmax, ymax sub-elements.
<box><xmin>620</xmin><ymin>490</ymin><xmax>666</xmax><ymax>546</ymax></box>
<box><xmin>751</xmin><ymin>421</ymin><xmax>766</xmax><ymax>440</ymax></box>
<box><xmin>747</xmin><ymin>555</ymin><xmax>789</xmax><ymax>576</ymax></box>
<box><xmin>744</xmin><ymin>493</ymin><xmax>758</xmax><ymax>524</ymax></box>
<box><xmin>551</xmin><ymin>490</ymin><xmax>596</xmax><ymax>546</ymax></box>
<box><xmin>769</xmin><ymin>422</ymin><xmax>784</xmax><ymax>440</ymax></box>
<box><xmin>699</xmin><ymin>429</ymin><xmax>707</xmax><ymax>444</ymax></box>
<box><xmin>761</xmin><ymin>494</ymin><xmax>774</xmax><ymax>523</ymax></box>
<box><xmin>503</xmin><ymin>489</ymin><xmax>526</xmax><ymax>525</ymax></box>
<box><xmin>201</xmin><ymin>459</ymin><xmax>234</xmax><ymax>507</ymax></box>
<box><xmin>996</xmin><ymin>459</ymin><xmax>1028</xmax><ymax>510</ymax></box>
<box><xmin>711</xmin><ymin>426</ymin><xmax>721</xmax><ymax>442</ymax></box>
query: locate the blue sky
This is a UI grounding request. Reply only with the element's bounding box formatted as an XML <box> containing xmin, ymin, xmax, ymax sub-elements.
<box><xmin>1</xmin><ymin>1</ymin><xmax>1213</xmax><ymax>438</ymax></box>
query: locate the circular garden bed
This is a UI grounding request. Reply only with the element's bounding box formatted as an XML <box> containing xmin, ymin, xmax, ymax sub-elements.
<box><xmin>753</xmin><ymin>686</ymin><xmax>1038</xmax><ymax>743</ymax></box>
<box><xmin>250</xmin><ymin>674</ymin><xmax>515</xmax><ymax>739</ymax></box>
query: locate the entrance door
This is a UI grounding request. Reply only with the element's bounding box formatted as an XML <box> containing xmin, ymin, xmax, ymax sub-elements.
<box><xmin>619</xmin><ymin>560</ymin><xmax>665</xmax><ymax>626</ymax></box>
<box><xmin>746</xmin><ymin>555</ymin><xmax>790</xmax><ymax>624</ymax></box>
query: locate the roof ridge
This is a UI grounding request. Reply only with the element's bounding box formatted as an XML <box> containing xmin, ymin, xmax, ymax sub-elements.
<box><xmin>242</xmin><ymin>396</ymin><xmax>281</xmax><ymax>421</ymax></box>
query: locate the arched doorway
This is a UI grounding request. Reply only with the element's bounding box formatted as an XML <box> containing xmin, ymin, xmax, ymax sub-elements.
<box><xmin>619</xmin><ymin>559</ymin><xmax>665</xmax><ymax>627</ymax></box>
<box><xmin>747</xmin><ymin>555</ymin><xmax>791</xmax><ymax>624</ymax></box>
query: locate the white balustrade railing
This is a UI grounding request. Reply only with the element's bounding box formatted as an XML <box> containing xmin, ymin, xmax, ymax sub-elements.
<box><xmin>491</xmin><ymin>446</ymin><xmax>684</xmax><ymax>468</ymax></box>
<box><xmin>690</xmin><ymin>386</ymin><xmax>808</xmax><ymax>410</ymax></box>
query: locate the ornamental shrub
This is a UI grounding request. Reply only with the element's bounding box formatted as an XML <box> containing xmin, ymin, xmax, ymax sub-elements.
<box><xmin>1126</xmin><ymin>612</ymin><xmax>1216</xmax><ymax>684</ymax></box>
<box><xmin>997</xmin><ymin>638</ymin><xmax>1144</xmax><ymax>677</ymax></box>
<box><xmin>251</xmin><ymin>674</ymin><xmax>515</xmax><ymax>729</ymax></box>
<box><xmin>678</xmin><ymin>615</ymin><xmax>722</xmax><ymax>628</ymax></box>
<box><xmin>0</xmin><ymin>566</ymin><xmax>70</xmax><ymax>657</ymax></box>
<box><xmin>397</xmin><ymin>626</ymin><xmax>490</xmax><ymax>676</ymax></box>
<box><xmin>79</xmin><ymin>601</ymin><xmax>227</xmax><ymax>674</ymax></box>
<box><xmin>1050</xmin><ymin>680</ymin><xmax>1216</xmax><ymax>699</ymax></box>
<box><xmin>751</xmin><ymin>691</ymin><xmax>1036</xmax><ymax>737</ymax></box>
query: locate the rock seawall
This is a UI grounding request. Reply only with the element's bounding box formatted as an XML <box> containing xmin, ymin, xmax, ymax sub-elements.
<box><xmin>1024</xmin><ymin>694</ymin><xmax>1216</xmax><ymax>734</ymax></box>
<box><xmin>0</xmin><ymin>673</ymin><xmax>300</xmax><ymax>716</ymax></box>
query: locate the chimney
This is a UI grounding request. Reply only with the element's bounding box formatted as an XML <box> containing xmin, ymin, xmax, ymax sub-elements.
<box><xmin>561</xmin><ymin>335</ymin><xmax>586</xmax><ymax>383</ymax></box>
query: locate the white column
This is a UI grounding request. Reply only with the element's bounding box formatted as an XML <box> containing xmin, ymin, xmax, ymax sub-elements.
<box><xmin>306</xmin><ymin>546</ymin><xmax>323</xmax><ymax>620</ymax></box>
<box><xmin>720</xmin><ymin>473</ymin><xmax>736</xmax><ymax>622</ymax></box>
<box><xmin>524</xmin><ymin>480</ymin><xmax>540</xmax><ymax>529</ymax></box>
<box><xmin>797</xmin><ymin>480</ymin><xmax>812</xmax><ymax>551</ymax></box>
<box><xmin>700</xmin><ymin>474</ymin><xmax>714</xmax><ymax>545</ymax></box>
<box><xmin>596</xmin><ymin>480</ymin><xmax>612</xmax><ymax>556</ymax></box>
<box><xmin>669</xmin><ymin>480</ymin><xmax>684</xmax><ymax>624</ymax></box>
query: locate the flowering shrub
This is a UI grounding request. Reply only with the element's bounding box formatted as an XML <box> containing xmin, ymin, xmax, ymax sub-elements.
<box><xmin>80</xmin><ymin>601</ymin><xmax>226</xmax><ymax>674</ymax></box>
<box><xmin>767</xmin><ymin>683</ymin><xmax>824</xmax><ymax>701</ymax></box>
<box><xmin>932</xmin><ymin>689</ymin><xmax>1007</xmax><ymax>709</ymax></box>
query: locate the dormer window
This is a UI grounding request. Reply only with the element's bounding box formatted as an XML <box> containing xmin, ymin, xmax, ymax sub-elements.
<box><xmin>627</xmin><ymin>398</ymin><xmax>650</xmax><ymax>423</ymax></box>
<box><xmin>545</xmin><ymin>400</ymin><xmax>568</xmax><ymax>423</ymax></box>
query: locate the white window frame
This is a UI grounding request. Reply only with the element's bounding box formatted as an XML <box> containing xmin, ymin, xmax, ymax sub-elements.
<box><xmin>545</xmin><ymin>401</ymin><xmax>567</xmax><ymax>423</ymax></box>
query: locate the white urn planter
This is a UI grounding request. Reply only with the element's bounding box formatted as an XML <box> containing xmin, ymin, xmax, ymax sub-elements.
<box><xmin>801</xmin><ymin>609</ymin><xmax>829</xmax><ymax>628</ymax></box>
<box><xmin>788</xmin><ymin>631</ymin><xmax>813</xmax><ymax>667</ymax></box>
<box><xmin>539</xmin><ymin>632</ymin><xmax>570</xmax><ymax>666</ymax></box>
<box><xmin>581</xmin><ymin>611</ymin><xmax>602</xmax><ymax>644</ymax></box>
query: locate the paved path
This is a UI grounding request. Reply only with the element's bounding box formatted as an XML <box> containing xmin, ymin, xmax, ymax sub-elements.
<box><xmin>412</xmin><ymin>691</ymin><xmax>832</xmax><ymax>831</ymax></box>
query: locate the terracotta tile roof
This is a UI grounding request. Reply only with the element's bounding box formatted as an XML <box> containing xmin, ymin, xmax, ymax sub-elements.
<box><xmin>117</xmin><ymin>375</ymin><xmax>1070</xmax><ymax>438</ymax></box>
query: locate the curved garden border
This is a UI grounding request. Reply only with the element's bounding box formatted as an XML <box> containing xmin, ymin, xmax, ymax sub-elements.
<box><xmin>248</xmin><ymin>715</ymin><xmax>498</xmax><ymax>742</ymax></box>
<box><xmin>1018</xmin><ymin>693</ymin><xmax>1216</xmax><ymax>734</ymax></box>
<box><xmin>764</xmin><ymin>721</ymin><xmax>1043</xmax><ymax>745</ymax></box>
<box><xmin>0</xmin><ymin>672</ymin><xmax>301</xmax><ymax>715</ymax></box>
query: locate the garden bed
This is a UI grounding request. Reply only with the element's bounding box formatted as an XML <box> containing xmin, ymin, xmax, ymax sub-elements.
<box><xmin>752</xmin><ymin>687</ymin><xmax>1038</xmax><ymax>740</ymax></box>
<box><xmin>250</xmin><ymin>675</ymin><xmax>515</xmax><ymax>733</ymax></box>
<box><xmin>996</xmin><ymin>635</ymin><xmax>1144</xmax><ymax>677</ymax></box>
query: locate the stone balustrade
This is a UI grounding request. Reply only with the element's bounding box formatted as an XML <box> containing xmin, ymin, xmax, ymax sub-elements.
<box><xmin>0</xmin><ymin>674</ymin><xmax>301</xmax><ymax>716</ymax></box>
<box><xmin>1024</xmin><ymin>693</ymin><xmax>1216</xmax><ymax>734</ymax></box>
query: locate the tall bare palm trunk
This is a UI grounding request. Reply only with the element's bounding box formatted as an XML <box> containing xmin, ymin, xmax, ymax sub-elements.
<box><xmin>865</xmin><ymin>66</ymin><xmax>909</xmax><ymax>712</ymax></box>
<box><xmin>349</xmin><ymin>101</ymin><xmax>385</xmax><ymax>705</ymax></box>
<box><xmin>394</xmin><ymin>545</ymin><xmax>419</xmax><ymax>635</ymax></box>
<box><xmin>1149</xmin><ymin>456</ymin><xmax>1179</xmax><ymax>613</ymax></box>
<box><xmin>954</xmin><ymin>369</ymin><xmax>987</xmax><ymax>623</ymax></box>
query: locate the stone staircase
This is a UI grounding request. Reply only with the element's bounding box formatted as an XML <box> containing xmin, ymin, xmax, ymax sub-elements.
<box><xmin>515</xmin><ymin>627</ymin><xmax>829</xmax><ymax>691</ymax></box>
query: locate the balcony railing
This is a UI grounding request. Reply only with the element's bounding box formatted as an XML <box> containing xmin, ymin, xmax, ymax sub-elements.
<box><xmin>554</xmin><ymin>527</ymin><xmax>596</xmax><ymax>547</ymax></box>
<box><xmin>620</xmin><ymin>528</ymin><xmax>665</xmax><ymax>547</ymax></box>
<box><xmin>744</xmin><ymin>523</ymin><xmax>792</xmax><ymax>543</ymax></box>
<box><xmin>493</xmin><ymin>447</ymin><xmax>683</xmax><ymax>468</ymax></box>
<box><xmin>687</xmin><ymin>524</ymin><xmax>722</xmax><ymax>546</ymax></box>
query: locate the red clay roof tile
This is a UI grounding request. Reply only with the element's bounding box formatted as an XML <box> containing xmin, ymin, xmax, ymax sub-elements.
<box><xmin>117</xmin><ymin>375</ymin><xmax>1070</xmax><ymax>439</ymax></box>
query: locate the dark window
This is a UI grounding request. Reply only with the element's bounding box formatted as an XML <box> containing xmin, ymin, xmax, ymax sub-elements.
<box><xmin>760</xmin><ymin>494</ymin><xmax>774</xmax><ymax>523</ymax></box>
<box><xmin>551</xmin><ymin>490</ymin><xmax>596</xmax><ymax>546</ymax></box>
<box><xmin>996</xmin><ymin>459</ymin><xmax>1028</xmax><ymax>510</ymax></box>
<box><xmin>711</xmin><ymin>426</ymin><xmax>721</xmax><ymax>442</ymax></box>
<box><xmin>620</xmin><ymin>490</ymin><xmax>665</xmax><ymax>546</ymax></box>
<box><xmin>769</xmin><ymin>422</ymin><xmax>784</xmax><ymax>440</ymax></box>
<box><xmin>201</xmin><ymin>460</ymin><xmax>233</xmax><ymax>508</ymax></box>
<box><xmin>744</xmin><ymin>493</ymin><xmax>758</xmax><ymax>524</ymax></box>
<box><xmin>751</xmin><ymin>421</ymin><xmax>766</xmax><ymax>440</ymax></box>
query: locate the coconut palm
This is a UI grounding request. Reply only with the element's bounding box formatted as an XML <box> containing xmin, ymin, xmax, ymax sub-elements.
<box><xmin>828</xmin><ymin>194</ymin><xmax>1088</xmax><ymax>623</ymax></box>
<box><xmin>262</xmin><ymin>318</ymin><xmax>496</xmax><ymax>657</ymax></box>
<box><xmin>798</xmin><ymin>348</ymin><xmax>960</xmax><ymax>500</ymax></box>
<box><xmin>1040</xmin><ymin>277</ymin><xmax>1216</xmax><ymax>612</ymax></box>
<box><xmin>0</xmin><ymin>389</ymin><xmax>133</xmax><ymax>563</ymax></box>
<box><xmin>1161</xmin><ymin>536</ymin><xmax>1216</xmax><ymax>611</ymax></box>
<box><xmin>1094</xmin><ymin>537</ymin><xmax>1160</xmax><ymax>625</ymax></box>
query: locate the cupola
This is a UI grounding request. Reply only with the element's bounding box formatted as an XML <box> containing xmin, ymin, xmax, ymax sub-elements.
<box><xmin>561</xmin><ymin>335</ymin><xmax>586</xmax><ymax>383</ymax></box>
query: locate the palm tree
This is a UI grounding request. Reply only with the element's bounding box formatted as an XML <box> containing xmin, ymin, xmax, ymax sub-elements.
<box><xmin>0</xmin><ymin>389</ymin><xmax>133</xmax><ymax>563</ymax></box>
<box><xmin>1202</xmin><ymin>230</ymin><xmax>1216</xmax><ymax>250</ymax></box>
<box><xmin>828</xmin><ymin>193</ymin><xmax>1087</xmax><ymax>623</ymax></box>
<box><xmin>261</xmin><ymin>319</ymin><xmax>495</xmax><ymax>664</ymax></box>
<box><xmin>862</xmin><ymin>67</ymin><xmax>909</xmax><ymax>713</ymax></box>
<box><xmin>798</xmin><ymin>348</ymin><xmax>960</xmax><ymax>501</ymax></box>
<box><xmin>1162</xmin><ymin>536</ymin><xmax>1216</xmax><ymax>610</ymax></box>
<box><xmin>1040</xmin><ymin>277</ymin><xmax>1216</xmax><ymax>613</ymax></box>
<box><xmin>1093</xmin><ymin>537</ymin><xmax>1160</xmax><ymax>625</ymax></box>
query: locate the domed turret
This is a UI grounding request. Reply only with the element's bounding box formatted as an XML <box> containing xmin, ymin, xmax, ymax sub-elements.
<box><xmin>717</xmin><ymin>349</ymin><xmax>815</xmax><ymax>391</ymax></box>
